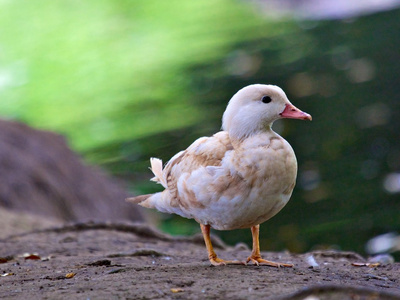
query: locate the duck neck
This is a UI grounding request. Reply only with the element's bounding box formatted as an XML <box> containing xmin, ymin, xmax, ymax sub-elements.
<box><xmin>228</xmin><ymin>123</ymin><xmax>276</xmax><ymax>147</ymax></box>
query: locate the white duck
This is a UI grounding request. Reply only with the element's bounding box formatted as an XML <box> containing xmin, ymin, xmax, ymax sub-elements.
<box><xmin>127</xmin><ymin>84</ymin><xmax>311</xmax><ymax>266</ymax></box>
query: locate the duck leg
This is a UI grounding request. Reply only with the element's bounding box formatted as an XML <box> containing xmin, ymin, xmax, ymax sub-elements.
<box><xmin>200</xmin><ymin>224</ymin><xmax>245</xmax><ymax>266</ymax></box>
<box><xmin>246</xmin><ymin>225</ymin><xmax>293</xmax><ymax>267</ymax></box>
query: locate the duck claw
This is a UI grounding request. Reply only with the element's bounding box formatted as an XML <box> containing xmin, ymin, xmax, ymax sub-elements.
<box><xmin>246</xmin><ymin>256</ymin><xmax>293</xmax><ymax>268</ymax></box>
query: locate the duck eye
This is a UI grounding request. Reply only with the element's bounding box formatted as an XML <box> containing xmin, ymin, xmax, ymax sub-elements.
<box><xmin>261</xmin><ymin>95</ymin><xmax>272</xmax><ymax>103</ymax></box>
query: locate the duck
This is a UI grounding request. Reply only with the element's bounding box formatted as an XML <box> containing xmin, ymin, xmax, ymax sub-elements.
<box><xmin>127</xmin><ymin>84</ymin><xmax>312</xmax><ymax>266</ymax></box>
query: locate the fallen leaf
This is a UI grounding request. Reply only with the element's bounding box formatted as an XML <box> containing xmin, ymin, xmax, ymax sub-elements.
<box><xmin>351</xmin><ymin>262</ymin><xmax>366</xmax><ymax>267</ymax></box>
<box><xmin>65</xmin><ymin>272</ymin><xmax>76</xmax><ymax>279</ymax></box>
<box><xmin>351</xmin><ymin>262</ymin><xmax>381</xmax><ymax>267</ymax></box>
<box><xmin>23</xmin><ymin>253</ymin><xmax>41</xmax><ymax>260</ymax></box>
<box><xmin>0</xmin><ymin>256</ymin><xmax>13</xmax><ymax>264</ymax></box>
<box><xmin>367</xmin><ymin>262</ymin><xmax>380</xmax><ymax>268</ymax></box>
<box><xmin>171</xmin><ymin>288</ymin><xmax>184</xmax><ymax>293</ymax></box>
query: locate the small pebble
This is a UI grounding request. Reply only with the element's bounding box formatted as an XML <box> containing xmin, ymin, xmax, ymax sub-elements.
<box><xmin>368</xmin><ymin>254</ymin><xmax>395</xmax><ymax>265</ymax></box>
<box><xmin>306</xmin><ymin>255</ymin><xmax>319</xmax><ymax>268</ymax></box>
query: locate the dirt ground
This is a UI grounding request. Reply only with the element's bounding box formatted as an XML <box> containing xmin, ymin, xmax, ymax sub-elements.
<box><xmin>1</xmin><ymin>215</ymin><xmax>399</xmax><ymax>300</ymax></box>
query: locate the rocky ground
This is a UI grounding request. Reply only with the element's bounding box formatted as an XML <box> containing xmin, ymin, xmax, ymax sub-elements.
<box><xmin>1</xmin><ymin>213</ymin><xmax>399</xmax><ymax>300</ymax></box>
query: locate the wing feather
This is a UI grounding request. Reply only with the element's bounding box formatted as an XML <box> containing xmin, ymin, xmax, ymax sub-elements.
<box><xmin>163</xmin><ymin>131</ymin><xmax>233</xmax><ymax>207</ymax></box>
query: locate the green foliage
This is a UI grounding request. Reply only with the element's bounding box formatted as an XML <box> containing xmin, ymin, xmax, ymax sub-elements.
<box><xmin>0</xmin><ymin>0</ymin><xmax>276</xmax><ymax>150</ymax></box>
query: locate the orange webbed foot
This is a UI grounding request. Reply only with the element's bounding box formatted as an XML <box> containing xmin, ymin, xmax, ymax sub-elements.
<box><xmin>201</xmin><ymin>224</ymin><xmax>246</xmax><ymax>266</ymax></box>
<box><xmin>247</xmin><ymin>225</ymin><xmax>293</xmax><ymax>268</ymax></box>
<box><xmin>209</xmin><ymin>257</ymin><xmax>246</xmax><ymax>266</ymax></box>
<box><xmin>246</xmin><ymin>255</ymin><xmax>293</xmax><ymax>268</ymax></box>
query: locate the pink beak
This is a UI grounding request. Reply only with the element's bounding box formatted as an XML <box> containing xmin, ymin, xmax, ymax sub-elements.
<box><xmin>280</xmin><ymin>103</ymin><xmax>312</xmax><ymax>121</ymax></box>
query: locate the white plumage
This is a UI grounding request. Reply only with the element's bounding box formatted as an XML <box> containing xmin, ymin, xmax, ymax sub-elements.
<box><xmin>127</xmin><ymin>84</ymin><xmax>311</xmax><ymax>266</ymax></box>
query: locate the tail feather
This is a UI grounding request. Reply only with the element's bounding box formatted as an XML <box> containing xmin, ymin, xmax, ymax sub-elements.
<box><xmin>127</xmin><ymin>191</ymin><xmax>181</xmax><ymax>216</ymax></box>
<box><xmin>149</xmin><ymin>157</ymin><xmax>167</xmax><ymax>188</ymax></box>
<box><xmin>126</xmin><ymin>194</ymin><xmax>152</xmax><ymax>206</ymax></box>
<box><xmin>126</xmin><ymin>157</ymin><xmax>168</xmax><ymax>210</ymax></box>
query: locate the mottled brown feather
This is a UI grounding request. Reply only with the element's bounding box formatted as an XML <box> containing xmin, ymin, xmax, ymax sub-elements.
<box><xmin>163</xmin><ymin>132</ymin><xmax>233</xmax><ymax>209</ymax></box>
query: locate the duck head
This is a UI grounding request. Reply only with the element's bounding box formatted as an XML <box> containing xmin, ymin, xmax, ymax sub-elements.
<box><xmin>222</xmin><ymin>84</ymin><xmax>311</xmax><ymax>140</ymax></box>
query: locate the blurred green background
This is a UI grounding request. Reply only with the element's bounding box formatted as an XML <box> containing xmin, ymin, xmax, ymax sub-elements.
<box><xmin>1</xmin><ymin>0</ymin><xmax>399</xmax><ymax>256</ymax></box>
